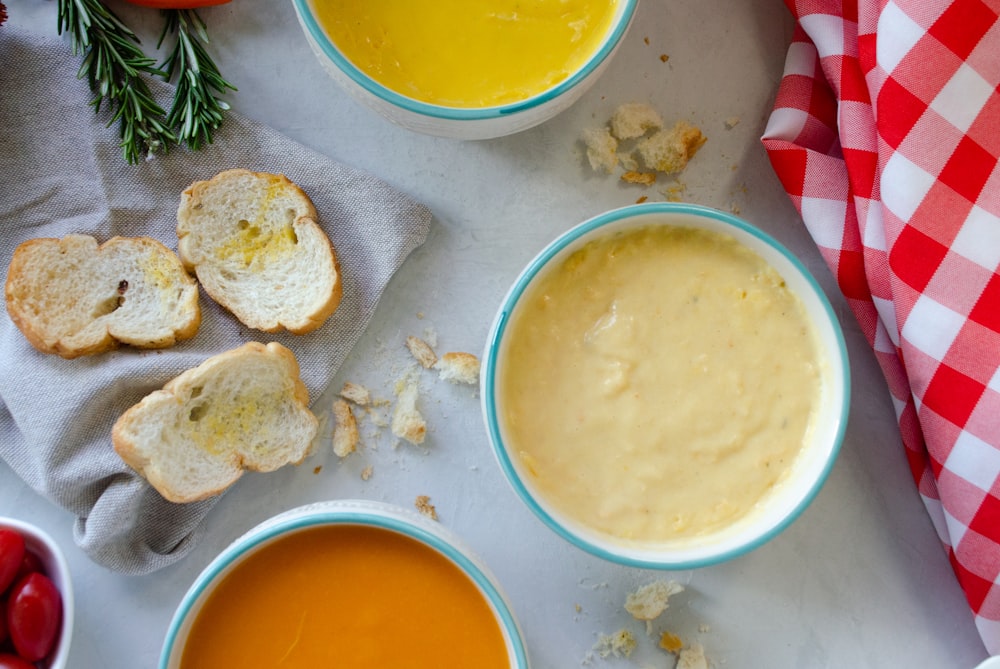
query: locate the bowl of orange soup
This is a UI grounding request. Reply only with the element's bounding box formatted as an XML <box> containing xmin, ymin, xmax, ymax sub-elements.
<box><xmin>291</xmin><ymin>0</ymin><xmax>637</xmax><ymax>139</ymax></box>
<box><xmin>159</xmin><ymin>500</ymin><xmax>530</xmax><ymax>668</ymax></box>
<box><xmin>482</xmin><ymin>202</ymin><xmax>850</xmax><ymax>569</ymax></box>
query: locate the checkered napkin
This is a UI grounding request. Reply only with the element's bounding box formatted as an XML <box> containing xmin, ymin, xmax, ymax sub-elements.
<box><xmin>761</xmin><ymin>0</ymin><xmax>1000</xmax><ymax>653</ymax></box>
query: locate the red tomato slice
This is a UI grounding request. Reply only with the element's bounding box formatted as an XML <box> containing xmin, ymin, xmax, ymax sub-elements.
<box><xmin>6</xmin><ymin>573</ymin><xmax>61</xmax><ymax>662</ymax></box>
<box><xmin>124</xmin><ymin>0</ymin><xmax>232</xmax><ymax>7</ymax></box>
<box><xmin>0</xmin><ymin>531</ymin><xmax>25</xmax><ymax>595</ymax></box>
<box><xmin>0</xmin><ymin>653</ymin><xmax>36</xmax><ymax>669</ymax></box>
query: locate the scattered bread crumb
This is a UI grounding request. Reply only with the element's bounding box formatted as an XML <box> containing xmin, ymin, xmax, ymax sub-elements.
<box><xmin>610</xmin><ymin>102</ymin><xmax>663</xmax><ymax>140</ymax></box>
<box><xmin>625</xmin><ymin>580</ymin><xmax>684</xmax><ymax>622</ymax></box>
<box><xmin>574</xmin><ymin>603</ymin><xmax>583</xmax><ymax>613</ymax></box>
<box><xmin>361</xmin><ymin>465</ymin><xmax>373</xmax><ymax>481</ymax></box>
<box><xmin>313</xmin><ymin>466</ymin><xmax>322</xmax><ymax>475</ymax></box>
<box><xmin>331</xmin><ymin>399</ymin><xmax>359</xmax><ymax>457</ymax></box>
<box><xmin>435</xmin><ymin>352</ymin><xmax>480</xmax><ymax>385</ymax></box>
<box><xmin>621</xmin><ymin>171</ymin><xmax>656</xmax><ymax>186</ymax></box>
<box><xmin>415</xmin><ymin>495</ymin><xmax>438</xmax><ymax>520</ymax></box>
<box><xmin>677</xmin><ymin>643</ymin><xmax>708</xmax><ymax>669</ymax></box>
<box><xmin>660</xmin><ymin>54</ymin><xmax>669</xmax><ymax>63</ymax></box>
<box><xmin>643</xmin><ymin>36</ymin><xmax>650</xmax><ymax>45</ymax></box>
<box><xmin>637</xmin><ymin>120</ymin><xmax>706</xmax><ymax>174</ymax></box>
<box><xmin>406</xmin><ymin>335</ymin><xmax>438</xmax><ymax>369</ymax></box>
<box><xmin>582</xmin><ymin>126</ymin><xmax>619</xmax><ymax>173</ymax></box>
<box><xmin>593</xmin><ymin>629</ymin><xmax>637</xmax><ymax>659</ymax></box>
<box><xmin>663</xmin><ymin>180</ymin><xmax>687</xmax><ymax>202</ymax></box>
<box><xmin>636</xmin><ymin>195</ymin><xmax>648</xmax><ymax>204</ymax></box>
<box><xmin>698</xmin><ymin>624</ymin><xmax>711</xmax><ymax>634</ymax></box>
<box><xmin>339</xmin><ymin>381</ymin><xmax>370</xmax><ymax>406</ymax></box>
<box><xmin>391</xmin><ymin>371</ymin><xmax>426</xmax><ymax>445</ymax></box>
<box><xmin>659</xmin><ymin>631</ymin><xmax>684</xmax><ymax>653</ymax></box>
<box><xmin>725</xmin><ymin>116</ymin><xmax>741</xmax><ymax>129</ymax></box>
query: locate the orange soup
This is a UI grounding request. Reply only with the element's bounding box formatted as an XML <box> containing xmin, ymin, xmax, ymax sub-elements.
<box><xmin>180</xmin><ymin>524</ymin><xmax>510</xmax><ymax>668</ymax></box>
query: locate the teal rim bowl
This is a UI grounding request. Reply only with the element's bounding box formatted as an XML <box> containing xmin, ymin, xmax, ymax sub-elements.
<box><xmin>481</xmin><ymin>202</ymin><xmax>851</xmax><ymax>569</ymax></box>
<box><xmin>159</xmin><ymin>500</ymin><xmax>530</xmax><ymax>668</ymax></box>
<box><xmin>291</xmin><ymin>0</ymin><xmax>638</xmax><ymax>138</ymax></box>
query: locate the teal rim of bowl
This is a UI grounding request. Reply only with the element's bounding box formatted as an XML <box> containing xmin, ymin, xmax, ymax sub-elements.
<box><xmin>159</xmin><ymin>507</ymin><xmax>530</xmax><ymax>669</ymax></box>
<box><xmin>482</xmin><ymin>201</ymin><xmax>851</xmax><ymax>570</ymax></box>
<box><xmin>292</xmin><ymin>0</ymin><xmax>637</xmax><ymax>121</ymax></box>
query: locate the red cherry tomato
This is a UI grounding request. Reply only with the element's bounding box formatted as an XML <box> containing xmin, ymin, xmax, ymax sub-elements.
<box><xmin>0</xmin><ymin>531</ymin><xmax>25</xmax><ymax>595</ymax></box>
<box><xmin>0</xmin><ymin>653</ymin><xmax>36</xmax><ymax>669</ymax></box>
<box><xmin>6</xmin><ymin>573</ymin><xmax>61</xmax><ymax>662</ymax></box>
<box><xmin>0</xmin><ymin>598</ymin><xmax>7</xmax><ymax>646</ymax></box>
<box><xmin>13</xmin><ymin>550</ymin><xmax>44</xmax><ymax>584</ymax></box>
<box><xmin>124</xmin><ymin>0</ymin><xmax>232</xmax><ymax>7</ymax></box>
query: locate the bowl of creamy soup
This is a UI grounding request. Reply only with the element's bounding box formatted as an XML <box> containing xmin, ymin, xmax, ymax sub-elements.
<box><xmin>482</xmin><ymin>202</ymin><xmax>850</xmax><ymax>569</ymax></box>
<box><xmin>291</xmin><ymin>0</ymin><xmax>636</xmax><ymax>139</ymax></box>
<box><xmin>159</xmin><ymin>500</ymin><xmax>530</xmax><ymax>668</ymax></box>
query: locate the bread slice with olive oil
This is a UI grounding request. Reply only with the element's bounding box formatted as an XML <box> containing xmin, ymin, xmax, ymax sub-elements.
<box><xmin>112</xmin><ymin>341</ymin><xmax>319</xmax><ymax>504</ymax></box>
<box><xmin>4</xmin><ymin>234</ymin><xmax>201</xmax><ymax>359</ymax></box>
<box><xmin>176</xmin><ymin>169</ymin><xmax>342</xmax><ymax>334</ymax></box>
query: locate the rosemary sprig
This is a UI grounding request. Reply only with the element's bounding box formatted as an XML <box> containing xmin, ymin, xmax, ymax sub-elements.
<box><xmin>158</xmin><ymin>10</ymin><xmax>237</xmax><ymax>152</ymax></box>
<box><xmin>57</xmin><ymin>0</ymin><xmax>176</xmax><ymax>164</ymax></box>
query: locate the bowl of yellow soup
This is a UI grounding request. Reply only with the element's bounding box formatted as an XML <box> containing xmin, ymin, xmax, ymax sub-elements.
<box><xmin>159</xmin><ymin>500</ymin><xmax>530</xmax><ymax>668</ymax></box>
<box><xmin>291</xmin><ymin>0</ymin><xmax>637</xmax><ymax>139</ymax></box>
<box><xmin>482</xmin><ymin>202</ymin><xmax>850</xmax><ymax>569</ymax></box>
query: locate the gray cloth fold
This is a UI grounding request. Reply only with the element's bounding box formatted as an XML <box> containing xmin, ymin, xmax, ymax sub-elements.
<box><xmin>0</xmin><ymin>27</ymin><xmax>432</xmax><ymax>574</ymax></box>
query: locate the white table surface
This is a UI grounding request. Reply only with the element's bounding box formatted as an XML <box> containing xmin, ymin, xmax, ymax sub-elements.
<box><xmin>2</xmin><ymin>1</ymin><xmax>991</xmax><ymax>667</ymax></box>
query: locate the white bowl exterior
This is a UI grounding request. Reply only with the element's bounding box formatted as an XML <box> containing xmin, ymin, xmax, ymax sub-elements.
<box><xmin>0</xmin><ymin>517</ymin><xmax>74</xmax><ymax>669</ymax></box>
<box><xmin>481</xmin><ymin>203</ymin><xmax>850</xmax><ymax>569</ymax></box>
<box><xmin>292</xmin><ymin>1</ymin><xmax>636</xmax><ymax>139</ymax></box>
<box><xmin>160</xmin><ymin>500</ymin><xmax>530</xmax><ymax>668</ymax></box>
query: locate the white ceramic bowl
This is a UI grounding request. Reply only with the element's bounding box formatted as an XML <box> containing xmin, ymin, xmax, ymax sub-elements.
<box><xmin>0</xmin><ymin>517</ymin><xmax>74</xmax><ymax>669</ymax></box>
<box><xmin>481</xmin><ymin>202</ymin><xmax>850</xmax><ymax>569</ymax></box>
<box><xmin>291</xmin><ymin>0</ymin><xmax>637</xmax><ymax>139</ymax></box>
<box><xmin>160</xmin><ymin>499</ymin><xmax>530</xmax><ymax>668</ymax></box>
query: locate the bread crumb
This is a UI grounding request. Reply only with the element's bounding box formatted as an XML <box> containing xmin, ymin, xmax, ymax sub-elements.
<box><xmin>610</xmin><ymin>102</ymin><xmax>663</xmax><ymax>140</ymax></box>
<box><xmin>636</xmin><ymin>195</ymin><xmax>648</xmax><ymax>204</ymax></box>
<box><xmin>415</xmin><ymin>495</ymin><xmax>438</xmax><ymax>520</ymax></box>
<box><xmin>625</xmin><ymin>580</ymin><xmax>684</xmax><ymax>622</ymax></box>
<box><xmin>361</xmin><ymin>465</ymin><xmax>373</xmax><ymax>481</ymax></box>
<box><xmin>725</xmin><ymin>116</ymin><xmax>741</xmax><ymax>129</ymax></box>
<box><xmin>339</xmin><ymin>381</ymin><xmax>370</xmax><ymax>406</ymax></box>
<box><xmin>659</xmin><ymin>631</ymin><xmax>684</xmax><ymax>653</ymax></box>
<box><xmin>406</xmin><ymin>335</ymin><xmax>438</xmax><ymax>369</ymax></box>
<box><xmin>663</xmin><ymin>180</ymin><xmax>687</xmax><ymax>202</ymax></box>
<box><xmin>621</xmin><ymin>171</ymin><xmax>656</xmax><ymax>186</ymax></box>
<box><xmin>660</xmin><ymin>53</ymin><xmax>669</xmax><ymax>63</ymax></box>
<box><xmin>313</xmin><ymin>465</ymin><xmax>322</xmax><ymax>475</ymax></box>
<box><xmin>593</xmin><ymin>629</ymin><xmax>637</xmax><ymax>658</ymax></box>
<box><xmin>677</xmin><ymin>643</ymin><xmax>708</xmax><ymax>669</ymax></box>
<box><xmin>643</xmin><ymin>36</ymin><xmax>650</xmax><ymax>45</ymax></box>
<box><xmin>391</xmin><ymin>371</ymin><xmax>426</xmax><ymax>445</ymax></box>
<box><xmin>582</xmin><ymin>126</ymin><xmax>619</xmax><ymax>173</ymax></box>
<box><xmin>331</xmin><ymin>399</ymin><xmax>359</xmax><ymax>457</ymax></box>
<box><xmin>698</xmin><ymin>624</ymin><xmax>711</xmax><ymax>634</ymax></box>
<box><xmin>637</xmin><ymin>121</ymin><xmax>706</xmax><ymax>174</ymax></box>
<box><xmin>435</xmin><ymin>352</ymin><xmax>480</xmax><ymax>385</ymax></box>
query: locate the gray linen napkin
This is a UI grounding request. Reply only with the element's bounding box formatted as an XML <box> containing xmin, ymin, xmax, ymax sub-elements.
<box><xmin>0</xmin><ymin>26</ymin><xmax>432</xmax><ymax>574</ymax></box>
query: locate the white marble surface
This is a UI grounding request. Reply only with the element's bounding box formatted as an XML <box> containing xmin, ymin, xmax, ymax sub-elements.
<box><xmin>1</xmin><ymin>0</ymin><xmax>990</xmax><ymax>667</ymax></box>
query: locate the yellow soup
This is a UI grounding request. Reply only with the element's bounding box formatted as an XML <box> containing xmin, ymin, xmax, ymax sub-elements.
<box><xmin>500</xmin><ymin>225</ymin><xmax>824</xmax><ymax>542</ymax></box>
<box><xmin>180</xmin><ymin>524</ymin><xmax>510</xmax><ymax>668</ymax></box>
<box><xmin>311</xmin><ymin>0</ymin><xmax>620</xmax><ymax>107</ymax></box>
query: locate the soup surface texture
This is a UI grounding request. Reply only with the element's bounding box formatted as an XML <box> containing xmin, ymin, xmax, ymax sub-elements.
<box><xmin>180</xmin><ymin>524</ymin><xmax>509</xmax><ymax>668</ymax></box>
<box><xmin>312</xmin><ymin>0</ymin><xmax>619</xmax><ymax>107</ymax></box>
<box><xmin>499</xmin><ymin>225</ymin><xmax>823</xmax><ymax>542</ymax></box>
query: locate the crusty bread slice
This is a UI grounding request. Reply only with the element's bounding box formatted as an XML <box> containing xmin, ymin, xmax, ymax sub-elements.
<box><xmin>112</xmin><ymin>342</ymin><xmax>319</xmax><ymax>503</ymax></box>
<box><xmin>4</xmin><ymin>234</ymin><xmax>200</xmax><ymax>359</ymax></box>
<box><xmin>176</xmin><ymin>169</ymin><xmax>342</xmax><ymax>334</ymax></box>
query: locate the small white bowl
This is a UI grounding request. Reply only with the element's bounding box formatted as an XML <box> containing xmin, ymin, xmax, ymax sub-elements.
<box><xmin>481</xmin><ymin>202</ymin><xmax>850</xmax><ymax>569</ymax></box>
<box><xmin>0</xmin><ymin>517</ymin><xmax>74</xmax><ymax>669</ymax></box>
<box><xmin>291</xmin><ymin>0</ymin><xmax>637</xmax><ymax>139</ymax></box>
<box><xmin>160</xmin><ymin>499</ymin><xmax>530</xmax><ymax>668</ymax></box>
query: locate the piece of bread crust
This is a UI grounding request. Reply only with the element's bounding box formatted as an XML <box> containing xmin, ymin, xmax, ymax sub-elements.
<box><xmin>406</xmin><ymin>335</ymin><xmax>438</xmax><ymax>368</ymax></box>
<box><xmin>610</xmin><ymin>102</ymin><xmax>664</xmax><ymax>140</ymax></box>
<box><xmin>434</xmin><ymin>352</ymin><xmax>480</xmax><ymax>385</ymax></box>
<box><xmin>176</xmin><ymin>169</ymin><xmax>342</xmax><ymax>334</ymax></box>
<box><xmin>637</xmin><ymin>121</ymin><xmax>707</xmax><ymax>174</ymax></box>
<box><xmin>391</xmin><ymin>371</ymin><xmax>426</xmax><ymax>445</ymax></box>
<box><xmin>112</xmin><ymin>341</ymin><xmax>318</xmax><ymax>503</ymax></box>
<box><xmin>331</xmin><ymin>398</ymin><xmax>359</xmax><ymax>457</ymax></box>
<box><xmin>4</xmin><ymin>234</ymin><xmax>200</xmax><ymax>359</ymax></box>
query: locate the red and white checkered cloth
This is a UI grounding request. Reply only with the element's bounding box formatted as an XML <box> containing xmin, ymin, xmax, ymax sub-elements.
<box><xmin>762</xmin><ymin>0</ymin><xmax>1000</xmax><ymax>654</ymax></box>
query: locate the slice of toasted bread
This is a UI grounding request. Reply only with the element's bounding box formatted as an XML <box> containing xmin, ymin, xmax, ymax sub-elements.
<box><xmin>176</xmin><ymin>169</ymin><xmax>342</xmax><ymax>334</ymax></box>
<box><xmin>4</xmin><ymin>234</ymin><xmax>201</xmax><ymax>359</ymax></box>
<box><xmin>112</xmin><ymin>342</ymin><xmax>319</xmax><ymax>503</ymax></box>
